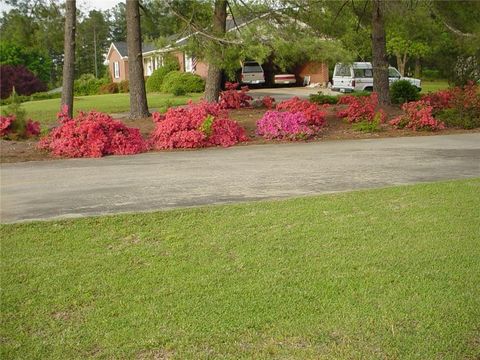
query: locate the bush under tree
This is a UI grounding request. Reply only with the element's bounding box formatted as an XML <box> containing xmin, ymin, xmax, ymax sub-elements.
<box><xmin>390</xmin><ymin>80</ymin><xmax>420</xmax><ymax>104</ymax></box>
<box><xmin>161</xmin><ymin>71</ymin><xmax>205</xmax><ymax>94</ymax></box>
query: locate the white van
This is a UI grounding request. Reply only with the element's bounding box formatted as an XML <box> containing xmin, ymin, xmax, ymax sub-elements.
<box><xmin>332</xmin><ymin>62</ymin><xmax>421</xmax><ymax>92</ymax></box>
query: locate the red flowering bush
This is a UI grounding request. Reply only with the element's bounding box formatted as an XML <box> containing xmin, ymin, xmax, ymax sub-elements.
<box><xmin>262</xmin><ymin>96</ymin><xmax>276</xmax><ymax>109</ymax></box>
<box><xmin>1</xmin><ymin>115</ymin><xmax>41</xmax><ymax>139</ymax></box>
<box><xmin>421</xmin><ymin>89</ymin><xmax>454</xmax><ymax>113</ymax></box>
<box><xmin>389</xmin><ymin>100</ymin><xmax>445</xmax><ymax>131</ymax></box>
<box><xmin>421</xmin><ymin>82</ymin><xmax>479</xmax><ymax>129</ymax></box>
<box><xmin>256</xmin><ymin>111</ymin><xmax>318</xmax><ymax>140</ymax></box>
<box><xmin>149</xmin><ymin>101</ymin><xmax>247</xmax><ymax>149</ymax></box>
<box><xmin>38</xmin><ymin>107</ymin><xmax>147</xmax><ymax>157</ymax></box>
<box><xmin>219</xmin><ymin>82</ymin><xmax>252</xmax><ymax>109</ymax></box>
<box><xmin>276</xmin><ymin>97</ymin><xmax>327</xmax><ymax>128</ymax></box>
<box><xmin>336</xmin><ymin>93</ymin><xmax>385</xmax><ymax>123</ymax></box>
<box><xmin>0</xmin><ymin>115</ymin><xmax>14</xmax><ymax>137</ymax></box>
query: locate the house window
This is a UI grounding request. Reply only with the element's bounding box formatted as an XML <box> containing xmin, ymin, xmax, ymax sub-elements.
<box><xmin>114</xmin><ymin>61</ymin><xmax>120</xmax><ymax>78</ymax></box>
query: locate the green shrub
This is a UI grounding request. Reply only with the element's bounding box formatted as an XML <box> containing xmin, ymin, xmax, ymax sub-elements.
<box><xmin>352</xmin><ymin>112</ymin><xmax>382</xmax><ymax>132</ymax></box>
<box><xmin>99</xmin><ymin>82</ymin><xmax>119</xmax><ymax>94</ymax></box>
<box><xmin>30</xmin><ymin>92</ymin><xmax>61</xmax><ymax>101</ymax></box>
<box><xmin>161</xmin><ymin>71</ymin><xmax>205</xmax><ymax>94</ymax></box>
<box><xmin>146</xmin><ymin>56</ymin><xmax>180</xmax><ymax>93</ymax></box>
<box><xmin>172</xmin><ymin>85</ymin><xmax>187</xmax><ymax>96</ymax></box>
<box><xmin>0</xmin><ymin>91</ymin><xmax>60</xmax><ymax>105</ymax></box>
<box><xmin>74</xmin><ymin>74</ymin><xmax>108</xmax><ymax>96</ymax></box>
<box><xmin>118</xmin><ymin>80</ymin><xmax>129</xmax><ymax>93</ymax></box>
<box><xmin>309</xmin><ymin>93</ymin><xmax>339</xmax><ymax>104</ymax></box>
<box><xmin>437</xmin><ymin>108</ymin><xmax>480</xmax><ymax>129</ymax></box>
<box><xmin>390</xmin><ymin>80</ymin><xmax>420</xmax><ymax>104</ymax></box>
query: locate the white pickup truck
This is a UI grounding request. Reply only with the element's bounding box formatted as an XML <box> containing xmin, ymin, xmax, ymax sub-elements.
<box><xmin>332</xmin><ymin>62</ymin><xmax>421</xmax><ymax>92</ymax></box>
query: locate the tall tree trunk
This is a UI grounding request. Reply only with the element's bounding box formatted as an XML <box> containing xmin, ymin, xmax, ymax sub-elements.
<box><xmin>204</xmin><ymin>0</ymin><xmax>227</xmax><ymax>103</ymax></box>
<box><xmin>372</xmin><ymin>0</ymin><xmax>390</xmax><ymax>106</ymax></box>
<box><xmin>414</xmin><ymin>57</ymin><xmax>421</xmax><ymax>78</ymax></box>
<box><xmin>126</xmin><ymin>0</ymin><xmax>149</xmax><ymax>119</ymax></box>
<box><xmin>61</xmin><ymin>0</ymin><xmax>76</xmax><ymax>118</ymax></box>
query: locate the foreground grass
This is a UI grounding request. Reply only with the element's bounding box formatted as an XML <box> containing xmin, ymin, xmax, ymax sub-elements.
<box><xmin>4</xmin><ymin>92</ymin><xmax>202</xmax><ymax>126</ymax></box>
<box><xmin>421</xmin><ymin>79</ymin><xmax>449</xmax><ymax>93</ymax></box>
<box><xmin>2</xmin><ymin>179</ymin><xmax>479</xmax><ymax>359</ymax></box>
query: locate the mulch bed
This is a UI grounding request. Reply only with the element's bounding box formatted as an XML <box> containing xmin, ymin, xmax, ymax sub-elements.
<box><xmin>1</xmin><ymin>106</ymin><xmax>478</xmax><ymax>164</ymax></box>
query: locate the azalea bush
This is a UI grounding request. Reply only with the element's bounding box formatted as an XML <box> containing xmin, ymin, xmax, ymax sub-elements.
<box><xmin>1</xmin><ymin>93</ymin><xmax>41</xmax><ymax>139</ymax></box>
<box><xmin>219</xmin><ymin>82</ymin><xmax>252</xmax><ymax>109</ymax></box>
<box><xmin>1</xmin><ymin>115</ymin><xmax>40</xmax><ymax>139</ymax></box>
<box><xmin>336</xmin><ymin>92</ymin><xmax>385</xmax><ymax>124</ymax></box>
<box><xmin>276</xmin><ymin>97</ymin><xmax>327</xmax><ymax>128</ymax></box>
<box><xmin>256</xmin><ymin>111</ymin><xmax>317</xmax><ymax>140</ymax></box>
<box><xmin>38</xmin><ymin>107</ymin><xmax>147</xmax><ymax>157</ymax></box>
<box><xmin>262</xmin><ymin>96</ymin><xmax>276</xmax><ymax>109</ymax></box>
<box><xmin>422</xmin><ymin>82</ymin><xmax>480</xmax><ymax>129</ymax></box>
<box><xmin>421</xmin><ymin>89</ymin><xmax>454</xmax><ymax>113</ymax></box>
<box><xmin>149</xmin><ymin>101</ymin><xmax>248</xmax><ymax>149</ymax></box>
<box><xmin>389</xmin><ymin>100</ymin><xmax>445</xmax><ymax>131</ymax></box>
<box><xmin>436</xmin><ymin>82</ymin><xmax>480</xmax><ymax>129</ymax></box>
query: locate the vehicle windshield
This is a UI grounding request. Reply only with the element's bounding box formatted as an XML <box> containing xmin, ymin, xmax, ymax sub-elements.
<box><xmin>389</xmin><ymin>67</ymin><xmax>401</xmax><ymax>78</ymax></box>
<box><xmin>243</xmin><ymin>63</ymin><xmax>263</xmax><ymax>73</ymax></box>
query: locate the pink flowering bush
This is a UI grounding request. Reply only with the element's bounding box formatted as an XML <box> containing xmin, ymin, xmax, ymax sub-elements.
<box><xmin>256</xmin><ymin>111</ymin><xmax>317</xmax><ymax>140</ymax></box>
<box><xmin>389</xmin><ymin>100</ymin><xmax>445</xmax><ymax>131</ymax></box>
<box><xmin>336</xmin><ymin>93</ymin><xmax>385</xmax><ymax>123</ymax></box>
<box><xmin>149</xmin><ymin>101</ymin><xmax>248</xmax><ymax>149</ymax></box>
<box><xmin>1</xmin><ymin>114</ymin><xmax>41</xmax><ymax>139</ymax></box>
<box><xmin>38</xmin><ymin>106</ymin><xmax>147</xmax><ymax>157</ymax></box>
<box><xmin>276</xmin><ymin>97</ymin><xmax>327</xmax><ymax>127</ymax></box>
<box><xmin>219</xmin><ymin>82</ymin><xmax>252</xmax><ymax>109</ymax></box>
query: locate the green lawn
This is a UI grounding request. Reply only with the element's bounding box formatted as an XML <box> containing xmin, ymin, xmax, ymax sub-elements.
<box><xmin>0</xmin><ymin>92</ymin><xmax>203</xmax><ymax>126</ymax></box>
<box><xmin>421</xmin><ymin>79</ymin><xmax>449</xmax><ymax>93</ymax></box>
<box><xmin>2</xmin><ymin>179</ymin><xmax>480</xmax><ymax>359</ymax></box>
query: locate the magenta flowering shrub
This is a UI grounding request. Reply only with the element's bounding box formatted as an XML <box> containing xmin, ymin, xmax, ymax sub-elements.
<box><xmin>256</xmin><ymin>110</ymin><xmax>317</xmax><ymax>140</ymax></box>
<box><xmin>38</xmin><ymin>107</ymin><xmax>147</xmax><ymax>157</ymax></box>
<box><xmin>276</xmin><ymin>97</ymin><xmax>327</xmax><ymax>127</ymax></box>
<box><xmin>389</xmin><ymin>100</ymin><xmax>445</xmax><ymax>131</ymax></box>
<box><xmin>149</xmin><ymin>101</ymin><xmax>248</xmax><ymax>149</ymax></box>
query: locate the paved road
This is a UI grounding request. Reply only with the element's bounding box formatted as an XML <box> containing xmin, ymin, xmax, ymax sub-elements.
<box><xmin>1</xmin><ymin>133</ymin><xmax>479</xmax><ymax>223</ymax></box>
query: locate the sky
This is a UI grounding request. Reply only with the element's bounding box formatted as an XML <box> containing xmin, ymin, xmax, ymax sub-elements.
<box><xmin>0</xmin><ymin>0</ymin><xmax>124</xmax><ymax>13</ymax></box>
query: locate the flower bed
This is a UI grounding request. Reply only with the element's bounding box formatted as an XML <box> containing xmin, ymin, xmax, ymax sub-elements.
<box><xmin>149</xmin><ymin>101</ymin><xmax>248</xmax><ymax>149</ymax></box>
<box><xmin>389</xmin><ymin>100</ymin><xmax>445</xmax><ymax>131</ymax></box>
<box><xmin>38</xmin><ymin>107</ymin><xmax>147</xmax><ymax>157</ymax></box>
<box><xmin>1</xmin><ymin>114</ymin><xmax>40</xmax><ymax>139</ymax></box>
<box><xmin>256</xmin><ymin>98</ymin><xmax>327</xmax><ymax>140</ymax></box>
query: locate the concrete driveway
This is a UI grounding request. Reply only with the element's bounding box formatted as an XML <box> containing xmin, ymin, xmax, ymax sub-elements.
<box><xmin>249</xmin><ymin>86</ymin><xmax>335</xmax><ymax>101</ymax></box>
<box><xmin>1</xmin><ymin>133</ymin><xmax>479</xmax><ymax>223</ymax></box>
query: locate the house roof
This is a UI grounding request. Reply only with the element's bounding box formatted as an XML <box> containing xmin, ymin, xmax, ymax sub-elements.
<box><xmin>111</xmin><ymin>41</ymin><xmax>157</xmax><ymax>58</ymax></box>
